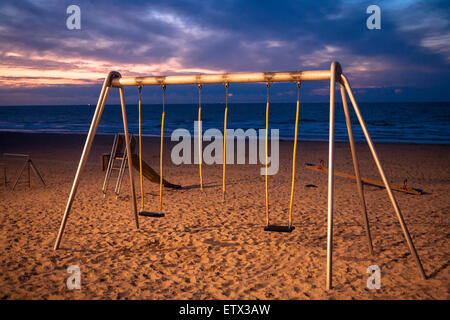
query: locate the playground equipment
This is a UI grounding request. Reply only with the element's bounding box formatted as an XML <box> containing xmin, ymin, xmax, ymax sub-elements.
<box><xmin>198</xmin><ymin>84</ymin><xmax>204</xmax><ymax>192</ymax></box>
<box><xmin>3</xmin><ymin>153</ymin><xmax>45</xmax><ymax>190</ymax></box>
<box><xmin>305</xmin><ymin>162</ymin><xmax>424</xmax><ymax>195</ymax></box>
<box><xmin>53</xmin><ymin>62</ymin><xmax>426</xmax><ymax>290</ymax></box>
<box><xmin>137</xmin><ymin>85</ymin><xmax>165</xmax><ymax>218</ymax></box>
<box><xmin>102</xmin><ymin>132</ymin><xmax>181</xmax><ymax>198</ymax></box>
<box><xmin>264</xmin><ymin>81</ymin><xmax>301</xmax><ymax>233</ymax></box>
<box><xmin>222</xmin><ymin>83</ymin><xmax>229</xmax><ymax>202</ymax></box>
<box><xmin>130</xmin><ymin>154</ymin><xmax>181</xmax><ymax>190</ymax></box>
<box><xmin>102</xmin><ymin>133</ymin><xmax>136</xmax><ymax>197</ymax></box>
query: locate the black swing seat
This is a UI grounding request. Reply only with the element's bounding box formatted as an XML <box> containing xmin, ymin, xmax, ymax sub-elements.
<box><xmin>264</xmin><ymin>225</ymin><xmax>295</xmax><ymax>233</ymax></box>
<box><xmin>138</xmin><ymin>211</ymin><xmax>165</xmax><ymax>218</ymax></box>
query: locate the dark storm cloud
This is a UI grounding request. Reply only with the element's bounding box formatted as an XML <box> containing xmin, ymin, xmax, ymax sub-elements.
<box><xmin>0</xmin><ymin>0</ymin><xmax>449</xmax><ymax>105</ymax></box>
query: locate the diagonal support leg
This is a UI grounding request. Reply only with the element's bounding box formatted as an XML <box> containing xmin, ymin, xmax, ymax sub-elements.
<box><xmin>12</xmin><ymin>160</ymin><xmax>28</xmax><ymax>190</ymax></box>
<box><xmin>53</xmin><ymin>72</ymin><xmax>119</xmax><ymax>250</ymax></box>
<box><xmin>340</xmin><ymin>74</ymin><xmax>426</xmax><ymax>279</ymax></box>
<box><xmin>119</xmin><ymin>88</ymin><xmax>139</xmax><ymax>229</ymax></box>
<box><xmin>340</xmin><ymin>83</ymin><xmax>374</xmax><ymax>256</ymax></box>
<box><xmin>29</xmin><ymin>160</ymin><xmax>46</xmax><ymax>186</ymax></box>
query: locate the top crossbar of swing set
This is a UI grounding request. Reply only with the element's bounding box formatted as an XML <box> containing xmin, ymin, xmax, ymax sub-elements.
<box><xmin>110</xmin><ymin>69</ymin><xmax>334</xmax><ymax>87</ymax></box>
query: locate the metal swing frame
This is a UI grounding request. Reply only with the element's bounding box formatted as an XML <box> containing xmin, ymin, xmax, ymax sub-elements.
<box><xmin>53</xmin><ymin>61</ymin><xmax>426</xmax><ymax>290</ymax></box>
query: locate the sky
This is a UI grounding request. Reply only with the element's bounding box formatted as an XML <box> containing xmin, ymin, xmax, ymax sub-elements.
<box><xmin>0</xmin><ymin>0</ymin><xmax>449</xmax><ymax>105</ymax></box>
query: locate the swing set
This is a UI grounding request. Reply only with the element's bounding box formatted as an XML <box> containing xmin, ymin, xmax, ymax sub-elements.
<box><xmin>136</xmin><ymin>85</ymin><xmax>165</xmax><ymax>218</ymax></box>
<box><xmin>53</xmin><ymin>62</ymin><xmax>426</xmax><ymax>290</ymax></box>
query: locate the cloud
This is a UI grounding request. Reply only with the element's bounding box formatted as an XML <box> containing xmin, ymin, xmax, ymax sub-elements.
<box><xmin>0</xmin><ymin>0</ymin><xmax>449</xmax><ymax>104</ymax></box>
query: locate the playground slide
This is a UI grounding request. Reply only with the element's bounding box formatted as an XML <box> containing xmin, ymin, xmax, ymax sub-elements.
<box><xmin>131</xmin><ymin>154</ymin><xmax>181</xmax><ymax>189</ymax></box>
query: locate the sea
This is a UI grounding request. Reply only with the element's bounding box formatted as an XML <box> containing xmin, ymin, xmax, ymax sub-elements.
<box><xmin>0</xmin><ymin>102</ymin><xmax>449</xmax><ymax>144</ymax></box>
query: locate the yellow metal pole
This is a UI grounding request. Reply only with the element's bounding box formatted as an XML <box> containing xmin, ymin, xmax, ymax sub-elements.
<box><xmin>159</xmin><ymin>85</ymin><xmax>166</xmax><ymax>212</ymax></box>
<box><xmin>198</xmin><ymin>84</ymin><xmax>203</xmax><ymax>191</ymax></box>
<box><xmin>138</xmin><ymin>86</ymin><xmax>144</xmax><ymax>211</ymax></box>
<box><xmin>223</xmin><ymin>83</ymin><xmax>229</xmax><ymax>202</ymax></box>
<box><xmin>288</xmin><ymin>82</ymin><xmax>301</xmax><ymax>227</ymax></box>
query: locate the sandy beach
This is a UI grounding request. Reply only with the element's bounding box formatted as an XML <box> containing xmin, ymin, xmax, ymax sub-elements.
<box><xmin>0</xmin><ymin>132</ymin><xmax>448</xmax><ymax>299</ymax></box>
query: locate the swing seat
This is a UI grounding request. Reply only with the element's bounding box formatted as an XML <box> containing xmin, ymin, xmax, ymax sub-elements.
<box><xmin>138</xmin><ymin>211</ymin><xmax>165</xmax><ymax>218</ymax></box>
<box><xmin>264</xmin><ymin>225</ymin><xmax>295</xmax><ymax>233</ymax></box>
